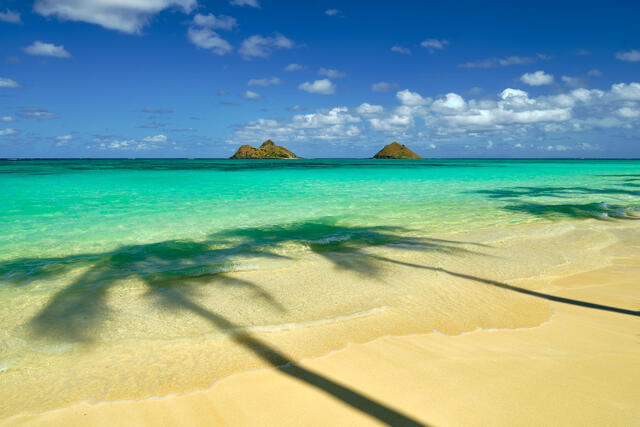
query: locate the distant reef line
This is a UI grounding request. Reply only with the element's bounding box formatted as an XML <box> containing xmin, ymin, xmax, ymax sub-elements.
<box><xmin>230</xmin><ymin>140</ymin><xmax>424</xmax><ymax>159</ymax></box>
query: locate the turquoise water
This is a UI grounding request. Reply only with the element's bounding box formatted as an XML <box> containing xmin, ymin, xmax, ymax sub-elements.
<box><xmin>0</xmin><ymin>158</ymin><xmax>639</xmax><ymax>416</ymax></box>
<box><xmin>2</xmin><ymin>159</ymin><xmax>639</xmax><ymax>262</ymax></box>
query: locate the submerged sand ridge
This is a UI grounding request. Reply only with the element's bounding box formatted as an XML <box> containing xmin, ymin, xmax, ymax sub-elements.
<box><xmin>1</xmin><ymin>217</ymin><xmax>638</xmax><ymax>423</ymax></box>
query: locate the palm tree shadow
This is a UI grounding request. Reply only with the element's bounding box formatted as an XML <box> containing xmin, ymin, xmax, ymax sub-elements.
<box><xmin>370</xmin><ymin>254</ymin><xmax>639</xmax><ymax>317</ymax></box>
<box><xmin>4</xmin><ymin>219</ymin><xmax>466</xmax><ymax>425</ymax></box>
<box><xmin>153</xmin><ymin>286</ymin><xmax>427</xmax><ymax>426</ymax></box>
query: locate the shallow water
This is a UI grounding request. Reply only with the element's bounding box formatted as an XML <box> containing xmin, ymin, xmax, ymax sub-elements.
<box><xmin>0</xmin><ymin>159</ymin><xmax>639</xmax><ymax>417</ymax></box>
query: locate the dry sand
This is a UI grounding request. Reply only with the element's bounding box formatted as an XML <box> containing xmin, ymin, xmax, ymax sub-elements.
<box><xmin>4</xmin><ymin>243</ymin><xmax>638</xmax><ymax>427</ymax></box>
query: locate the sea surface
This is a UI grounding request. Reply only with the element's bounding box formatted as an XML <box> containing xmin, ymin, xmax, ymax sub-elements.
<box><xmin>1</xmin><ymin>158</ymin><xmax>639</xmax><ymax>417</ymax></box>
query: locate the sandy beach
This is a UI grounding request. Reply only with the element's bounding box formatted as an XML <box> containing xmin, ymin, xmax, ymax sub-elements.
<box><xmin>3</xmin><ymin>219</ymin><xmax>638</xmax><ymax>427</ymax></box>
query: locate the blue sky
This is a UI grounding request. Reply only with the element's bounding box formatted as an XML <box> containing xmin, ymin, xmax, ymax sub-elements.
<box><xmin>1</xmin><ymin>0</ymin><xmax>639</xmax><ymax>158</ymax></box>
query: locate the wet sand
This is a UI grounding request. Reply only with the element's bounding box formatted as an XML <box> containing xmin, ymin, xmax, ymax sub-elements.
<box><xmin>4</xmin><ymin>224</ymin><xmax>638</xmax><ymax>427</ymax></box>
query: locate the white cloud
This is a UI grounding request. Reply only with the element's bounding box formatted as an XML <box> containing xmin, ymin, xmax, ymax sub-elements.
<box><xmin>609</xmin><ymin>82</ymin><xmax>640</xmax><ymax>100</ymax></box>
<box><xmin>325</xmin><ymin>9</ymin><xmax>340</xmax><ymax>16</ymax></box>
<box><xmin>420</xmin><ymin>38</ymin><xmax>449</xmax><ymax>52</ymax></box>
<box><xmin>23</xmin><ymin>41</ymin><xmax>71</xmax><ymax>58</ymax></box>
<box><xmin>356</xmin><ymin>103</ymin><xmax>383</xmax><ymax>115</ymax></box>
<box><xmin>615</xmin><ymin>49</ymin><xmax>640</xmax><ymax>62</ymax></box>
<box><xmin>520</xmin><ymin>70</ymin><xmax>554</xmax><ymax>86</ymax></box>
<box><xmin>188</xmin><ymin>27</ymin><xmax>232</xmax><ymax>55</ymax></box>
<box><xmin>298</xmin><ymin>79</ymin><xmax>335</xmax><ymax>95</ymax></box>
<box><xmin>248</xmin><ymin>77</ymin><xmax>282</xmax><ymax>86</ymax></box>
<box><xmin>432</xmin><ymin>93</ymin><xmax>466</xmax><ymax>111</ymax></box>
<box><xmin>397</xmin><ymin>89</ymin><xmax>428</xmax><ymax>106</ymax></box>
<box><xmin>318</xmin><ymin>68</ymin><xmax>346</xmax><ymax>78</ymax></box>
<box><xmin>0</xmin><ymin>9</ymin><xmax>21</xmax><ymax>24</ymax></box>
<box><xmin>230</xmin><ymin>80</ymin><xmax>640</xmax><ymax>149</ymax></box>
<box><xmin>587</xmin><ymin>69</ymin><xmax>602</xmax><ymax>77</ymax></box>
<box><xmin>284</xmin><ymin>63</ymin><xmax>305</xmax><ymax>71</ymax></box>
<box><xmin>241</xmin><ymin>90</ymin><xmax>261</xmax><ymax>99</ymax></box>
<box><xmin>143</xmin><ymin>134</ymin><xmax>167</xmax><ymax>142</ymax></box>
<box><xmin>187</xmin><ymin>12</ymin><xmax>235</xmax><ymax>55</ymax></box>
<box><xmin>230</xmin><ymin>0</ymin><xmax>259</xmax><ymax>7</ymax></box>
<box><xmin>391</xmin><ymin>45</ymin><xmax>411</xmax><ymax>55</ymax></box>
<box><xmin>192</xmin><ymin>13</ymin><xmax>237</xmax><ymax>30</ymax></box>
<box><xmin>617</xmin><ymin>107</ymin><xmax>640</xmax><ymax>118</ymax></box>
<box><xmin>0</xmin><ymin>116</ymin><xmax>15</xmax><ymax>122</ymax></box>
<box><xmin>371</xmin><ymin>82</ymin><xmax>397</xmax><ymax>92</ymax></box>
<box><xmin>0</xmin><ymin>77</ymin><xmax>20</xmax><ymax>88</ymax></box>
<box><xmin>34</xmin><ymin>0</ymin><xmax>196</xmax><ymax>34</ymax></box>
<box><xmin>230</xmin><ymin>107</ymin><xmax>362</xmax><ymax>143</ymax></box>
<box><xmin>239</xmin><ymin>34</ymin><xmax>294</xmax><ymax>59</ymax></box>
<box><xmin>0</xmin><ymin>128</ymin><xmax>17</xmax><ymax>136</ymax></box>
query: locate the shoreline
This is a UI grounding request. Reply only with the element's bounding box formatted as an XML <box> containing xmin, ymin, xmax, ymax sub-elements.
<box><xmin>3</xmin><ymin>257</ymin><xmax>638</xmax><ymax>426</ymax></box>
<box><xmin>1</xmin><ymin>219</ymin><xmax>638</xmax><ymax>425</ymax></box>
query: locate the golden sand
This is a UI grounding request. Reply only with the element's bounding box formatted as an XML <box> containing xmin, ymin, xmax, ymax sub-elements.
<box><xmin>2</xmin><ymin>220</ymin><xmax>639</xmax><ymax>426</ymax></box>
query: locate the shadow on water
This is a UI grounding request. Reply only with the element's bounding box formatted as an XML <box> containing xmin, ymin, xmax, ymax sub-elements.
<box><xmin>473</xmin><ymin>184</ymin><xmax>640</xmax><ymax>221</ymax></box>
<box><xmin>2</xmin><ymin>217</ymin><xmax>637</xmax><ymax>423</ymax></box>
<box><xmin>4</xmin><ymin>218</ymin><xmax>473</xmax><ymax>425</ymax></box>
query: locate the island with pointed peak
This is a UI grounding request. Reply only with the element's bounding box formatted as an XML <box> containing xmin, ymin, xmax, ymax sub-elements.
<box><xmin>230</xmin><ymin>140</ymin><xmax>300</xmax><ymax>159</ymax></box>
<box><xmin>372</xmin><ymin>142</ymin><xmax>422</xmax><ymax>159</ymax></box>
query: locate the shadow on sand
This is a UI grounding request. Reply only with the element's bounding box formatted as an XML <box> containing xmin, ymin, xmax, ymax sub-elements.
<box><xmin>2</xmin><ymin>217</ymin><xmax>638</xmax><ymax>424</ymax></box>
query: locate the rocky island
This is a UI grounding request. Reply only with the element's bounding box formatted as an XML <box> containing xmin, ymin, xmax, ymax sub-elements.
<box><xmin>373</xmin><ymin>142</ymin><xmax>422</xmax><ymax>159</ymax></box>
<box><xmin>230</xmin><ymin>140</ymin><xmax>300</xmax><ymax>159</ymax></box>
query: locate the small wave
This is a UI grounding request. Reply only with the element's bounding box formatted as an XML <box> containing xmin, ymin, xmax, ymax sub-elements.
<box><xmin>308</xmin><ymin>234</ymin><xmax>352</xmax><ymax>244</ymax></box>
<box><xmin>239</xmin><ymin>306</ymin><xmax>388</xmax><ymax>334</ymax></box>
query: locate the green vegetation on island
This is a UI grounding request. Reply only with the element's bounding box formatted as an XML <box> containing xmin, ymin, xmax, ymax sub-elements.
<box><xmin>230</xmin><ymin>140</ymin><xmax>300</xmax><ymax>159</ymax></box>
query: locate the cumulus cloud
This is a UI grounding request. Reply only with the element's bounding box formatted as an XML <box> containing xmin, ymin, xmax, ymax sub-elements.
<box><xmin>356</xmin><ymin>103</ymin><xmax>384</xmax><ymax>115</ymax></box>
<box><xmin>284</xmin><ymin>63</ymin><xmax>305</xmax><ymax>71</ymax></box>
<box><xmin>187</xmin><ymin>12</ymin><xmax>235</xmax><ymax>55</ymax></box>
<box><xmin>615</xmin><ymin>49</ymin><xmax>640</xmax><ymax>62</ymax></box>
<box><xmin>391</xmin><ymin>45</ymin><xmax>411</xmax><ymax>55</ymax></box>
<box><xmin>520</xmin><ymin>71</ymin><xmax>554</xmax><ymax>86</ymax></box>
<box><xmin>397</xmin><ymin>89</ymin><xmax>428</xmax><ymax>106</ymax></box>
<box><xmin>371</xmin><ymin>82</ymin><xmax>397</xmax><ymax>92</ymax></box>
<box><xmin>248</xmin><ymin>77</ymin><xmax>282</xmax><ymax>86</ymax></box>
<box><xmin>230</xmin><ymin>0</ymin><xmax>259</xmax><ymax>7</ymax></box>
<box><xmin>34</xmin><ymin>0</ymin><xmax>196</xmax><ymax>34</ymax></box>
<box><xmin>23</xmin><ymin>41</ymin><xmax>71</xmax><ymax>58</ymax></box>
<box><xmin>229</xmin><ymin>81</ymin><xmax>640</xmax><ymax>150</ymax></box>
<box><xmin>192</xmin><ymin>13</ymin><xmax>237</xmax><ymax>30</ymax></box>
<box><xmin>318</xmin><ymin>68</ymin><xmax>346</xmax><ymax>78</ymax></box>
<box><xmin>0</xmin><ymin>77</ymin><xmax>20</xmax><ymax>88</ymax></box>
<box><xmin>239</xmin><ymin>34</ymin><xmax>294</xmax><ymax>59</ymax></box>
<box><xmin>420</xmin><ymin>38</ymin><xmax>448</xmax><ymax>52</ymax></box>
<box><xmin>241</xmin><ymin>90</ymin><xmax>261</xmax><ymax>99</ymax></box>
<box><xmin>431</xmin><ymin>93</ymin><xmax>466</xmax><ymax>112</ymax></box>
<box><xmin>0</xmin><ymin>9</ymin><xmax>21</xmax><ymax>24</ymax></box>
<box><xmin>0</xmin><ymin>128</ymin><xmax>17</xmax><ymax>136</ymax></box>
<box><xmin>298</xmin><ymin>79</ymin><xmax>335</xmax><ymax>95</ymax></box>
<box><xmin>229</xmin><ymin>107</ymin><xmax>361</xmax><ymax>143</ymax></box>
